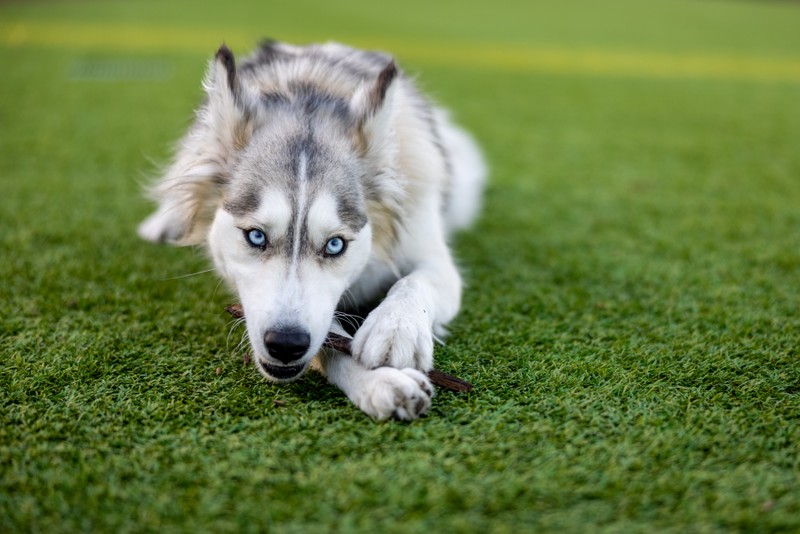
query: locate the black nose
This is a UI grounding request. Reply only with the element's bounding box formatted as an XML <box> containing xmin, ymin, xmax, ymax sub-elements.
<box><xmin>263</xmin><ymin>329</ymin><xmax>311</xmax><ymax>364</ymax></box>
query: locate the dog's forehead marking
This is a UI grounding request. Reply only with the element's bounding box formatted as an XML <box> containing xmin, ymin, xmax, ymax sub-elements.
<box><xmin>252</xmin><ymin>188</ymin><xmax>292</xmax><ymax>237</ymax></box>
<box><xmin>224</xmin><ymin>183</ymin><xmax>293</xmax><ymax>244</ymax></box>
<box><xmin>223</xmin><ymin>183</ymin><xmax>262</xmax><ymax>218</ymax></box>
<box><xmin>225</xmin><ymin>127</ymin><xmax>367</xmax><ymax>260</ymax></box>
<box><xmin>306</xmin><ymin>191</ymin><xmax>342</xmax><ymax>245</ymax></box>
<box><xmin>289</xmin><ymin>149</ymin><xmax>310</xmax><ymax>265</ymax></box>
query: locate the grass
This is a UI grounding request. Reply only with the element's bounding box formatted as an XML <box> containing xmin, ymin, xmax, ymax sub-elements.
<box><xmin>2</xmin><ymin>0</ymin><xmax>799</xmax><ymax>531</ymax></box>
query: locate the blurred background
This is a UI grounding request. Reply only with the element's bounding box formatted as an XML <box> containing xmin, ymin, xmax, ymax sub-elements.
<box><xmin>3</xmin><ymin>0</ymin><xmax>799</xmax><ymax>201</ymax></box>
<box><xmin>2</xmin><ymin>1</ymin><xmax>800</xmax><ymax>530</ymax></box>
<box><xmin>3</xmin><ymin>0</ymin><xmax>798</xmax><ymax>306</ymax></box>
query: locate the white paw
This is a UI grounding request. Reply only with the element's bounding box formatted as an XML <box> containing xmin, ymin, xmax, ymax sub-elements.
<box><xmin>137</xmin><ymin>206</ymin><xmax>184</xmax><ymax>243</ymax></box>
<box><xmin>352</xmin><ymin>367</ymin><xmax>434</xmax><ymax>421</ymax></box>
<box><xmin>352</xmin><ymin>304</ymin><xmax>434</xmax><ymax>371</ymax></box>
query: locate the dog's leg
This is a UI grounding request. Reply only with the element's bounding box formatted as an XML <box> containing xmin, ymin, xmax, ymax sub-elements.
<box><xmin>352</xmin><ymin>198</ymin><xmax>462</xmax><ymax>372</ymax></box>
<box><xmin>137</xmin><ymin>202</ymin><xmax>189</xmax><ymax>243</ymax></box>
<box><xmin>317</xmin><ymin>348</ymin><xmax>434</xmax><ymax>421</ymax></box>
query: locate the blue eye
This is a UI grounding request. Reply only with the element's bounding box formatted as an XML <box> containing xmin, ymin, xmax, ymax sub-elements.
<box><xmin>324</xmin><ymin>236</ymin><xmax>346</xmax><ymax>257</ymax></box>
<box><xmin>245</xmin><ymin>229</ymin><xmax>267</xmax><ymax>248</ymax></box>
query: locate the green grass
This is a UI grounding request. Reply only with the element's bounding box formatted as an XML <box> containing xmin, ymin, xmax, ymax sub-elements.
<box><xmin>2</xmin><ymin>0</ymin><xmax>800</xmax><ymax>531</ymax></box>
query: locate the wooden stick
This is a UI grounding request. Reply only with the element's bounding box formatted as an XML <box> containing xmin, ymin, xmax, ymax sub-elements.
<box><xmin>225</xmin><ymin>303</ymin><xmax>473</xmax><ymax>393</ymax></box>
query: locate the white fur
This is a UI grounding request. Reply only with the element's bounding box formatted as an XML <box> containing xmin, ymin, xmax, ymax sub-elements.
<box><xmin>139</xmin><ymin>41</ymin><xmax>486</xmax><ymax>420</ymax></box>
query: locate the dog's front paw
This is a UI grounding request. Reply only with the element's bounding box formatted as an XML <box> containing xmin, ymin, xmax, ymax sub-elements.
<box><xmin>137</xmin><ymin>206</ymin><xmax>186</xmax><ymax>244</ymax></box>
<box><xmin>352</xmin><ymin>367</ymin><xmax>434</xmax><ymax>421</ymax></box>
<box><xmin>352</xmin><ymin>305</ymin><xmax>434</xmax><ymax>371</ymax></box>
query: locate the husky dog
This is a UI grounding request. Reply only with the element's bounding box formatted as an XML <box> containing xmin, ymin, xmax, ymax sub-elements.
<box><xmin>139</xmin><ymin>41</ymin><xmax>485</xmax><ymax>420</ymax></box>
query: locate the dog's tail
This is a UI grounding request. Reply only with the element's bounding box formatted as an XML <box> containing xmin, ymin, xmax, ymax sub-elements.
<box><xmin>437</xmin><ymin>109</ymin><xmax>487</xmax><ymax>234</ymax></box>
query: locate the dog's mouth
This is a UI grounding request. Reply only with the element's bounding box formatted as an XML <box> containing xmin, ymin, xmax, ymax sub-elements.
<box><xmin>258</xmin><ymin>360</ymin><xmax>307</xmax><ymax>381</ymax></box>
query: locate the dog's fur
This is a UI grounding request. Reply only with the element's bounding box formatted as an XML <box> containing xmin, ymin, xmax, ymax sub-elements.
<box><xmin>139</xmin><ymin>41</ymin><xmax>486</xmax><ymax>420</ymax></box>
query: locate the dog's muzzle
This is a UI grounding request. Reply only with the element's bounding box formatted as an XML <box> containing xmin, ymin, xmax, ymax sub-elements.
<box><xmin>258</xmin><ymin>327</ymin><xmax>311</xmax><ymax>380</ymax></box>
<box><xmin>259</xmin><ymin>360</ymin><xmax>307</xmax><ymax>380</ymax></box>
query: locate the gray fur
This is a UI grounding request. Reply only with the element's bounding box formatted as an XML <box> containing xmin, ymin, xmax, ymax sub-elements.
<box><xmin>222</xmin><ymin>184</ymin><xmax>262</xmax><ymax>217</ymax></box>
<box><xmin>226</xmin><ymin>117</ymin><xmax>368</xmax><ymax>261</ymax></box>
<box><xmin>139</xmin><ymin>40</ymin><xmax>486</xmax><ymax>420</ymax></box>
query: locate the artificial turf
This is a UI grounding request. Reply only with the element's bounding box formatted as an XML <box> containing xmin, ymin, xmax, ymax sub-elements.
<box><xmin>2</xmin><ymin>0</ymin><xmax>799</xmax><ymax>531</ymax></box>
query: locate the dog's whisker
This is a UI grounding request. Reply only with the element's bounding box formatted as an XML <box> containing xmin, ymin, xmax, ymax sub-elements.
<box><xmin>160</xmin><ymin>268</ymin><xmax>216</xmax><ymax>281</ymax></box>
<box><xmin>333</xmin><ymin>310</ymin><xmax>363</xmax><ymax>332</ymax></box>
<box><xmin>210</xmin><ymin>277</ymin><xmax>226</xmax><ymax>301</ymax></box>
<box><xmin>338</xmin><ymin>289</ymin><xmax>361</xmax><ymax>313</ymax></box>
<box><xmin>333</xmin><ymin>311</ymin><xmax>358</xmax><ymax>328</ymax></box>
<box><xmin>225</xmin><ymin>317</ymin><xmax>247</xmax><ymax>352</ymax></box>
<box><xmin>235</xmin><ymin>332</ymin><xmax>250</xmax><ymax>354</ymax></box>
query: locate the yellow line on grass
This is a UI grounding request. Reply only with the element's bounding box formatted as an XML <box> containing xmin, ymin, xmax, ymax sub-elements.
<box><xmin>3</xmin><ymin>20</ymin><xmax>800</xmax><ymax>84</ymax></box>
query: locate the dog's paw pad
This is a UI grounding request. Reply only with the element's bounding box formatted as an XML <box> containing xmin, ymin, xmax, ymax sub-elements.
<box><xmin>401</xmin><ymin>368</ymin><xmax>433</xmax><ymax>399</ymax></box>
<box><xmin>356</xmin><ymin>367</ymin><xmax>434</xmax><ymax>421</ymax></box>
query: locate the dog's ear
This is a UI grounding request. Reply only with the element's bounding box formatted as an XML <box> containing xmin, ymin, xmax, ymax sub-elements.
<box><xmin>347</xmin><ymin>60</ymin><xmax>405</xmax><ymax>259</ymax></box>
<box><xmin>350</xmin><ymin>60</ymin><xmax>398</xmax><ymax>155</ymax></box>
<box><xmin>139</xmin><ymin>45</ymin><xmax>258</xmax><ymax>246</ymax></box>
<box><xmin>203</xmin><ymin>44</ymin><xmax>257</xmax><ymax>153</ymax></box>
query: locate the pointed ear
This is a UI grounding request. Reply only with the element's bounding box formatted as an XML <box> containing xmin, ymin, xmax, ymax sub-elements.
<box><xmin>202</xmin><ymin>44</ymin><xmax>254</xmax><ymax>151</ymax></box>
<box><xmin>206</xmin><ymin>44</ymin><xmax>245</xmax><ymax>107</ymax></box>
<box><xmin>350</xmin><ymin>61</ymin><xmax>398</xmax><ymax>153</ymax></box>
<box><xmin>138</xmin><ymin>45</ymin><xmax>257</xmax><ymax>246</ymax></box>
<box><xmin>351</xmin><ymin>60</ymin><xmax>397</xmax><ymax>119</ymax></box>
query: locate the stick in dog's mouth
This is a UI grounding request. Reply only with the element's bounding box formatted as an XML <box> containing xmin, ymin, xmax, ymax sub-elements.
<box><xmin>224</xmin><ymin>303</ymin><xmax>473</xmax><ymax>393</ymax></box>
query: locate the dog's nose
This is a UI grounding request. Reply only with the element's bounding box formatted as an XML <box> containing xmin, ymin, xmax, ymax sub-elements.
<box><xmin>263</xmin><ymin>329</ymin><xmax>311</xmax><ymax>364</ymax></box>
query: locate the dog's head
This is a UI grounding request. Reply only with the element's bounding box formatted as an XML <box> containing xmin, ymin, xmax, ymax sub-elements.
<box><xmin>147</xmin><ymin>44</ymin><xmax>402</xmax><ymax>381</ymax></box>
<box><xmin>208</xmin><ymin>123</ymin><xmax>376</xmax><ymax>381</ymax></box>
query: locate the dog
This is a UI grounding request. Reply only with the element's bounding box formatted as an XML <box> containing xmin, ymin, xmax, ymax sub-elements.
<box><xmin>138</xmin><ymin>40</ymin><xmax>486</xmax><ymax>420</ymax></box>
